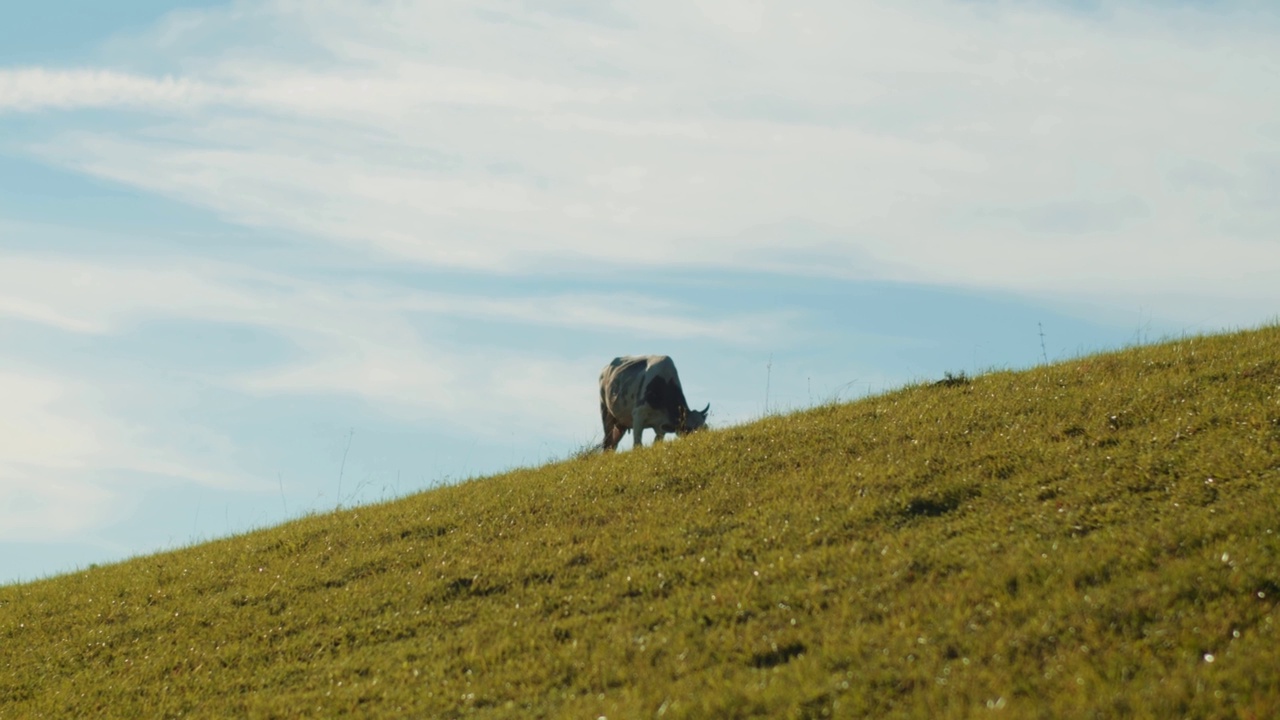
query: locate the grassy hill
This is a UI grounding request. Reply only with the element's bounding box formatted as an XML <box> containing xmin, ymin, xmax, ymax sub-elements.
<box><xmin>3</xmin><ymin>327</ymin><xmax>1280</xmax><ymax>719</ymax></box>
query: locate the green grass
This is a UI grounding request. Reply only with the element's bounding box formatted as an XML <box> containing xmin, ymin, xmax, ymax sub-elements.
<box><xmin>4</xmin><ymin>326</ymin><xmax>1280</xmax><ymax>718</ymax></box>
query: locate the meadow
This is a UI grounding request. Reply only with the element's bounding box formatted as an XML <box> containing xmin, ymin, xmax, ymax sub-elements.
<box><xmin>3</xmin><ymin>326</ymin><xmax>1279</xmax><ymax>718</ymax></box>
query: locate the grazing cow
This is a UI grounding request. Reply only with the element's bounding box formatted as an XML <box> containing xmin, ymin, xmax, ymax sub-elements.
<box><xmin>599</xmin><ymin>355</ymin><xmax>709</xmax><ymax>451</ymax></box>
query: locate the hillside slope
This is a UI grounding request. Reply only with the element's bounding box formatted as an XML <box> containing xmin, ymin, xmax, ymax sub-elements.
<box><xmin>3</xmin><ymin>327</ymin><xmax>1280</xmax><ymax>719</ymax></box>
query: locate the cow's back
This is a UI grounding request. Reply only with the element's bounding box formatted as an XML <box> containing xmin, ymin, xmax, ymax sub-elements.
<box><xmin>600</xmin><ymin>355</ymin><xmax>672</xmax><ymax>427</ymax></box>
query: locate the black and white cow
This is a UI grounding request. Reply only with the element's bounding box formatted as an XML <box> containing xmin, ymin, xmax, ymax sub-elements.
<box><xmin>599</xmin><ymin>355</ymin><xmax>709</xmax><ymax>451</ymax></box>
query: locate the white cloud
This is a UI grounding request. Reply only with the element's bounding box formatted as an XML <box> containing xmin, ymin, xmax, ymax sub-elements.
<box><xmin>5</xmin><ymin>0</ymin><xmax>1272</xmax><ymax>320</ymax></box>
<box><xmin>0</xmin><ymin>251</ymin><xmax>777</xmax><ymax>345</ymax></box>
<box><xmin>231</xmin><ymin>345</ymin><xmax>601</xmax><ymax>442</ymax></box>
<box><xmin>0</xmin><ymin>295</ymin><xmax>109</xmax><ymax>334</ymax></box>
<box><xmin>0</xmin><ymin>255</ymin><xmax>270</xmax><ymax>335</ymax></box>
<box><xmin>1</xmin><ymin>0</ymin><xmax>1275</xmax><ymax>390</ymax></box>
<box><xmin>694</xmin><ymin>0</ymin><xmax>766</xmax><ymax>34</ymax></box>
<box><xmin>0</xmin><ymin>371</ymin><xmax>107</xmax><ymax>471</ymax></box>
<box><xmin>0</xmin><ymin>366</ymin><xmax>248</xmax><ymax>542</ymax></box>
<box><xmin>403</xmin><ymin>292</ymin><xmax>787</xmax><ymax>343</ymax></box>
<box><xmin>0</xmin><ymin>466</ymin><xmax>117</xmax><ymax>543</ymax></box>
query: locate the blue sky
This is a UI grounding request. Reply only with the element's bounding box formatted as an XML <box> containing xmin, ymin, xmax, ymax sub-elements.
<box><xmin>2</xmin><ymin>0</ymin><xmax>1278</xmax><ymax>585</ymax></box>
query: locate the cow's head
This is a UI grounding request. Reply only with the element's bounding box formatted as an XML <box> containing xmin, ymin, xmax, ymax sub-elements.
<box><xmin>678</xmin><ymin>403</ymin><xmax>710</xmax><ymax>435</ymax></box>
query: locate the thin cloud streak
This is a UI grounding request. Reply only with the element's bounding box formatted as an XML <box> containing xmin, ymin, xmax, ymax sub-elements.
<box><xmin>0</xmin><ymin>68</ymin><xmax>219</xmax><ymax>112</ymax></box>
<box><xmin>0</xmin><ymin>365</ymin><xmax>252</xmax><ymax>543</ymax></box>
<box><xmin>0</xmin><ymin>254</ymin><xmax>778</xmax><ymax>344</ymax></box>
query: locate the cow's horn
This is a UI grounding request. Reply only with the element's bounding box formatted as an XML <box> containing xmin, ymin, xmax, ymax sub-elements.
<box><xmin>701</xmin><ymin>403</ymin><xmax>710</xmax><ymax>414</ymax></box>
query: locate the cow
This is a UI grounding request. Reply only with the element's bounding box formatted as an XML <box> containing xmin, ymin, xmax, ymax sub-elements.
<box><xmin>599</xmin><ymin>355</ymin><xmax>709</xmax><ymax>451</ymax></box>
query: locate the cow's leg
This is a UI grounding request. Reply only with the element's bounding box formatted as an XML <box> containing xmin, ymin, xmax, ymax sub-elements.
<box><xmin>632</xmin><ymin>405</ymin><xmax>668</xmax><ymax>448</ymax></box>
<box><xmin>601</xmin><ymin>403</ymin><xmax>621</xmax><ymax>452</ymax></box>
<box><xmin>653</xmin><ymin>430</ymin><xmax>666</xmax><ymax>443</ymax></box>
<box><xmin>631</xmin><ymin>406</ymin><xmax>659</xmax><ymax>448</ymax></box>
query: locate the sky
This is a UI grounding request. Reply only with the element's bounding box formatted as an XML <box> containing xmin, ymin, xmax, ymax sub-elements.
<box><xmin>1</xmin><ymin>0</ymin><xmax>1278</xmax><ymax>586</ymax></box>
